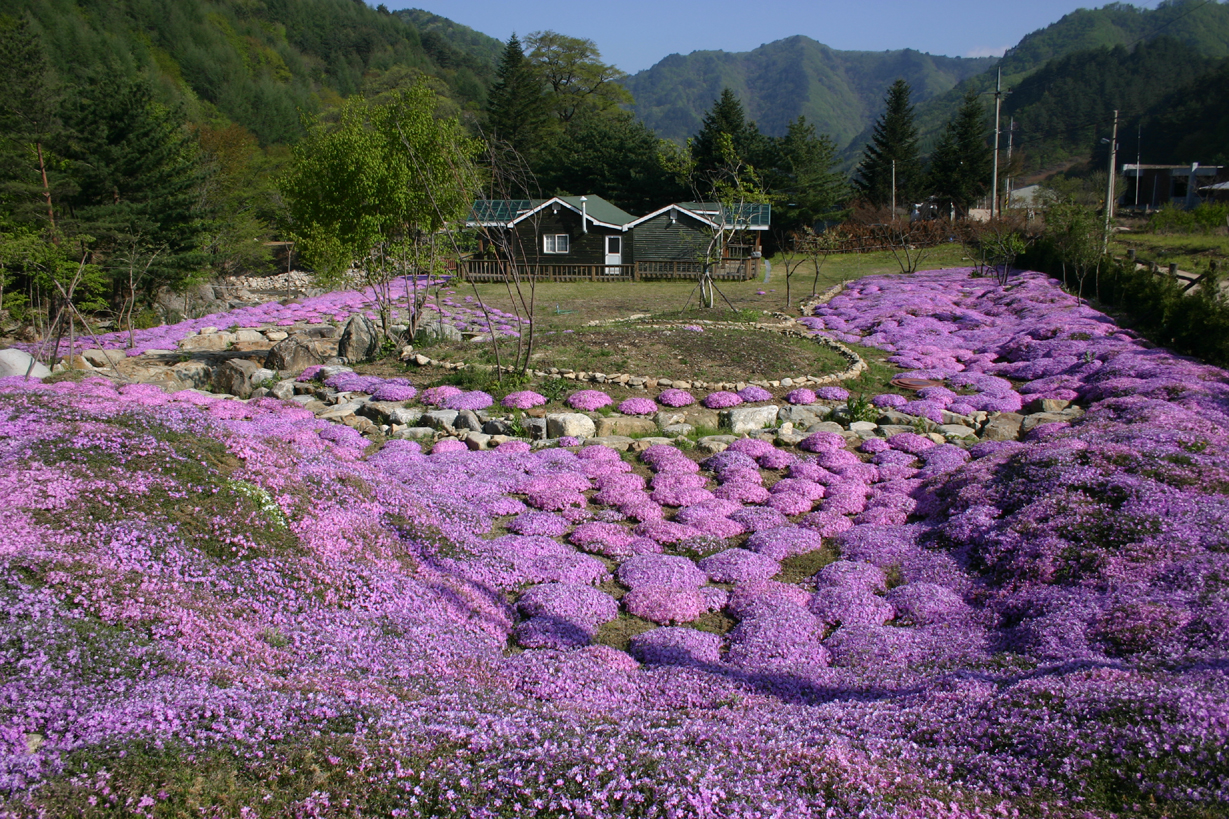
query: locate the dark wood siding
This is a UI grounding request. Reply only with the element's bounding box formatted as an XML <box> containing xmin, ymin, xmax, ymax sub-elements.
<box><xmin>632</xmin><ymin>212</ymin><xmax>709</xmax><ymax>261</ymax></box>
<box><xmin>506</xmin><ymin>209</ymin><xmax>631</xmax><ymax>265</ymax></box>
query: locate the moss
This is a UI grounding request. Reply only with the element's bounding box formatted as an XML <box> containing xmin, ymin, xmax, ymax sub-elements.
<box><xmin>594</xmin><ymin>612</ymin><xmax>655</xmax><ymax>651</ymax></box>
<box><xmin>773</xmin><ymin>547</ymin><xmax>840</xmax><ymax>585</ymax></box>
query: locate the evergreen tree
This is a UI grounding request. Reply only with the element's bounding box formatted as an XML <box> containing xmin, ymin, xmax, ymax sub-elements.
<box><xmin>0</xmin><ymin>14</ymin><xmax>59</xmax><ymax>231</ymax></box>
<box><xmin>927</xmin><ymin>90</ymin><xmax>991</xmax><ymax>217</ymax></box>
<box><xmin>56</xmin><ymin>68</ymin><xmax>207</xmax><ymax>292</ymax></box>
<box><xmin>691</xmin><ymin>88</ymin><xmax>770</xmax><ymax>179</ymax></box>
<box><xmin>767</xmin><ymin>116</ymin><xmax>847</xmax><ymax>231</ymax></box>
<box><xmin>536</xmin><ymin>109</ymin><xmax>686</xmax><ymax>214</ymax></box>
<box><xmin>486</xmin><ymin>34</ymin><xmax>550</xmax><ymax>163</ymax></box>
<box><xmin>853</xmin><ymin>79</ymin><xmax>922</xmax><ymax>211</ymax></box>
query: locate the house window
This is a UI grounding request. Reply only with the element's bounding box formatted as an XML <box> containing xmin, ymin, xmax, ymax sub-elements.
<box><xmin>543</xmin><ymin>234</ymin><xmax>569</xmax><ymax>254</ymax></box>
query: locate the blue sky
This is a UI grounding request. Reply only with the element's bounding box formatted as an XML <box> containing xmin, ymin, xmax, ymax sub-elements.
<box><xmin>393</xmin><ymin>1</ymin><xmax>1163</xmax><ymax>73</ymax></box>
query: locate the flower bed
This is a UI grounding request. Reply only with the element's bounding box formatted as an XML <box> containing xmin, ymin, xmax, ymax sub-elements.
<box><xmin>2</xmin><ymin>267</ymin><xmax>1226</xmax><ymax>816</ymax></box>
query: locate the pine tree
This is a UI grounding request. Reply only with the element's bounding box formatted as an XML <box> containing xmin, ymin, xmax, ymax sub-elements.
<box><xmin>485</xmin><ymin>34</ymin><xmax>550</xmax><ymax>164</ymax></box>
<box><xmin>927</xmin><ymin>90</ymin><xmax>991</xmax><ymax>216</ymax></box>
<box><xmin>0</xmin><ymin>14</ymin><xmax>59</xmax><ymax>230</ymax></box>
<box><xmin>853</xmin><ymin>79</ymin><xmax>922</xmax><ymax>211</ymax></box>
<box><xmin>691</xmin><ymin>88</ymin><xmax>769</xmax><ymax>179</ymax></box>
<box><xmin>56</xmin><ymin>68</ymin><xmax>206</xmax><ymax>291</ymax></box>
<box><xmin>768</xmin><ymin>116</ymin><xmax>847</xmax><ymax>230</ymax></box>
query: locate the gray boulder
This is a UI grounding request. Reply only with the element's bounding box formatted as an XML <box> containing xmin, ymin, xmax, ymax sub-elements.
<box><xmin>453</xmin><ymin>410</ymin><xmax>484</xmax><ymax>433</ymax></box>
<box><xmin>171</xmin><ymin>360</ymin><xmax>213</xmax><ymax>390</ymax></box>
<box><xmin>269</xmin><ymin>379</ymin><xmax>297</xmax><ymax>401</ymax></box>
<box><xmin>212</xmin><ymin>359</ymin><xmax>262</xmax><ymax>398</ymax></box>
<box><xmin>266</xmin><ymin>334</ymin><xmax>324</xmax><ymax>373</ymax></box>
<box><xmin>722</xmin><ymin>405</ymin><xmax>780</xmax><ymax>434</ymax></box>
<box><xmin>546</xmin><ymin>412</ymin><xmax>596</xmax><ymax>439</ymax></box>
<box><xmin>981</xmin><ymin>412</ymin><xmax>1024</xmax><ymax>441</ymax></box>
<box><xmin>338</xmin><ymin>315</ymin><xmax>380</xmax><ymax>362</ymax></box>
<box><xmin>0</xmin><ymin>349</ymin><xmax>51</xmax><ymax>379</ymax></box>
<box><xmin>423</xmin><ymin>409</ymin><xmax>460</xmax><ymax>430</ymax></box>
<box><xmin>594</xmin><ymin>415</ymin><xmax>658</xmax><ymax>437</ymax></box>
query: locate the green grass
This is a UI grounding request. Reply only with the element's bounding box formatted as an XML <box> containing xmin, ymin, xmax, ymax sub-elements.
<box><xmin>1111</xmin><ymin>231</ymin><xmax>1229</xmax><ymax>274</ymax></box>
<box><xmin>774</xmin><ymin>547</ymin><xmax>841</xmax><ymax>585</ymax></box>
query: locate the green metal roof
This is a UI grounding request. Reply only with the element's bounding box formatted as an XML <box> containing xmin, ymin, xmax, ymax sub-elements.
<box><xmin>679</xmin><ymin>202</ymin><xmax>772</xmax><ymax>228</ymax></box>
<box><xmin>468</xmin><ymin>195</ymin><xmax>638</xmax><ymax>229</ymax></box>
<box><xmin>556</xmin><ymin>196</ymin><xmax>637</xmax><ymax>227</ymax></box>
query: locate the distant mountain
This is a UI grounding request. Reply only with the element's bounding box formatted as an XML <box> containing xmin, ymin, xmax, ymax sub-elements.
<box><xmin>7</xmin><ymin>0</ymin><xmax>491</xmax><ymax>146</ymax></box>
<box><xmin>621</xmin><ymin>36</ymin><xmax>995</xmax><ymax>148</ymax></box>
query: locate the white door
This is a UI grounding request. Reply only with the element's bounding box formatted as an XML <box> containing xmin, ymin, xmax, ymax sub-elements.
<box><xmin>604</xmin><ymin>235</ymin><xmax>622</xmax><ymax>275</ymax></box>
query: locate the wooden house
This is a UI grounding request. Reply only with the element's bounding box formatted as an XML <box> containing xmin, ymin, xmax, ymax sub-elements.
<box><xmin>626</xmin><ymin>202</ymin><xmax>770</xmax><ymax>280</ymax></box>
<box><xmin>464</xmin><ymin>195</ymin><xmax>637</xmax><ymax>281</ymax></box>
<box><xmin>460</xmin><ymin>196</ymin><xmax>770</xmax><ymax>282</ymax></box>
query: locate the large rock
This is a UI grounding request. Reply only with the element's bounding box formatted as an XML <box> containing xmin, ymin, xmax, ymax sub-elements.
<box><xmin>594</xmin><ymin>415</ymin><xmax>658</xmax><ymax>437</ymax></box>
<box><xmin>546</xmin><ymin>412</ymin><xmax>597</xmax><ymax>439</ymax></box>
<box><xmin>938</xmin><ymin>424</ymin><xmax>977</xmax><ymax>439</ymax></box>
<box><xmin>269</xmin><ymin>379</ymin><xmax>296</xmax><ymax>401</ymax></box>
<box><xmin>82</xmin><ymin>349</ymin><xmax>125</xmax><ymax>369</ymax></box>
<box><xmin>338</xmin><ymin>315</ymin><xmax>380</xmax><ymax>363</ymax></box>
<box><xmin>453</xmin><ymin>410</ymin><xmax>484</xmax><ymax>433</ymax></box>
<box><xmin>721</xmin><ymin>405</ymin><xmax>779</xmax><ymax>434</ymax></box>
<box><xmin>0</xmin><ymin>349</ymin><xmax>51</xmax><ymax>379</ymax></box>
<box><xmin>171</xmin><ymin>360</ymin><xmax>213</xmax><ymax>390</ymax></box>
<box><xmin>360</xmin><ymin>402</ymin><xmax>423</xmax><ymax>426</ymax></box>
<box><xmin>212</xmin><ymin>358</ymin><xmax>261</xmax><ymax>398</ymax></box>
<box><xmin>423</xmin><ymin>409</ymin><xmax>460</xmax><ymax>430</ymax></box>
<box><xmin>1024</xmin><ymin>397</ymin><xmax>1072</xmax><ymax>414</ymax></box>
<box><xmin>981</xmin><ymin>412</ymin><xmax>1024</xmax><ymax>441</ymax></box>
<box><xmin>266</xmin><ymin>334</ymin><xmax>325</xmax><ymax>373</ymax></box>
<box><xmin>682</xmin><ymin>408</ymin><xmax>721</xmax><ymax>430</ymax></box>
<box><xmin>417</xmin><ymin>322</ymin><xmax>463</xmax><ymax>343</ymax></box>
<box><xmin>180</xmin><ymin>332</ymin><xmax>234</xmax><ymax>353</ymax></box>
<box><xmin>777</xmin><ymin>405</ymin><xmax>829</xmax><ymax>428</ymax></box>
<box><xmin>654</xmin><ymin>411</ymin><xmax>687</xmax><ymax>429</ymax></box>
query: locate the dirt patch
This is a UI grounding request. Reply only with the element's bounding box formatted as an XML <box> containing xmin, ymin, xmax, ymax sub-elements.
<box><xmin>415</xmin><ymin>325</ymin><xmax>849</xmax><ymax>385</ymax></box>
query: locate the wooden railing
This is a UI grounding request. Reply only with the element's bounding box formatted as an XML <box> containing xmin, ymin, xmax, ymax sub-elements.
<box><xmin>457</xmin><ymin>258</ymin><xmax>759</xmax><ymax>283</ymax></box>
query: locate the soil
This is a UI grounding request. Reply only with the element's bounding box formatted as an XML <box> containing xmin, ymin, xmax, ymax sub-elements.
<box><xmin>416</xmin><ymin>325</ymin><xmax>849</xmax><ymax>384</ymax></box>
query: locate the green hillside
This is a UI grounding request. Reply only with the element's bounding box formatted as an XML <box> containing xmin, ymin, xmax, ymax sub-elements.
<box><xmin>1138</xmin><ymin>56</ymin><xmax>1229</xmax><ymax>165</ymax></box>
<box><xmin>895</xmin><ymin>0</ymin><xmax>1229</xmax><ymax>163</ymax></box>
<box><xmin>622</xmin><ymin>36</ymin><xmax>995</xmax><ymax>147</ymax></box>
<box><xmin>1003</xmin><ymin>36</ymin><xmax>1215</xmax><ymax>171</ymax></box>
<box><xmin>6</xmin><ymin>0</ymin><xmax>487</xmax><ymax>145</ymax></box>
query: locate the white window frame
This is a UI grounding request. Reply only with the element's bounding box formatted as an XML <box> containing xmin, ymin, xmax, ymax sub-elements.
<box><xmin>543</xmin><ymin>234</ymin><xmax>570</xmax><ymax>254</ymax></box>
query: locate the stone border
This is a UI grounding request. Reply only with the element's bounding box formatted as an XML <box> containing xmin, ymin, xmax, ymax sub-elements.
<box><xmin>797</xmin><ymin>282</ymin><xmax>847</xmax><ymax>317</ymax></box>
<box><xmin>404</xmin><ymin>318</ymin><xmax>866</xmax><ymax>392</ymax></box>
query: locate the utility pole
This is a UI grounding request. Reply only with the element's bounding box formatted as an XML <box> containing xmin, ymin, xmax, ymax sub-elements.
<box><xmin>1104</xmin><ymin>110</ymin><xmax>1118</xmax><ymax>246</ymax></box>
<box><xmin>1005</xmin><ymin>116</ymin><xmax>1014</xmax><ymax>209</ymax></box>
<box><xmin>991</xmin><ymin>68</ymin><xmax>1002</xmax><ymax>220</ymax></box>
<box><xmin>891</xmin><ymin>159</ymin><xmax>896</xmax><ymax>218</ymax></box>
<box><xmin>1134</xmin><ymin>122</ymin><xmax>1142</xmax><ymax>209</ymax></box>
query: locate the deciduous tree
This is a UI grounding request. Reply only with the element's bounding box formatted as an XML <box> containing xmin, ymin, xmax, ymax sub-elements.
<box><xmin>281</xmin><ymin>83</ymin><xmax>480</xmax><ymax>337</ymax></box>
<box><xmin>525</xmin><ymin>31</ymin><xmax>631</xmax><ymax>124</ymax></box>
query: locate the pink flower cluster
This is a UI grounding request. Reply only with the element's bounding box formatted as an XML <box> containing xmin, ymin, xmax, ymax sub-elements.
<box><xmin>656</xmin><ymin>388</ymin><xmax>695</xmax><ymax>407</ymax></box>
<box><xmin>566</xmin><ymin>390</ymin><xmax>613</xmax><ymax>411</ymax></box>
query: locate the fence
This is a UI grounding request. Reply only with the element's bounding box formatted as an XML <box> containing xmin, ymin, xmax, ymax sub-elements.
<box><xmin>457</xmin><ymin>258</ymin><xmax>758</xmax><ymax>283</ymax></box>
